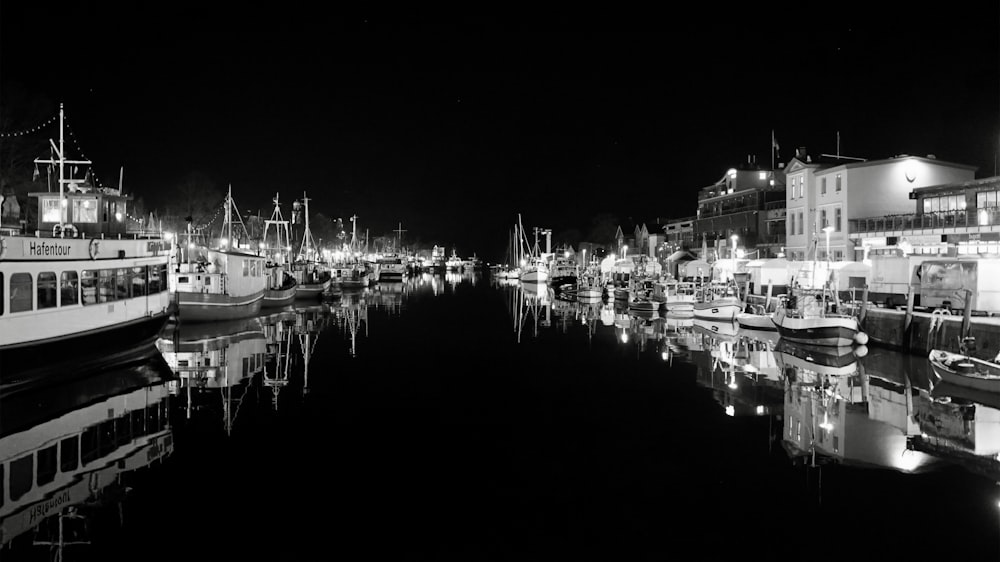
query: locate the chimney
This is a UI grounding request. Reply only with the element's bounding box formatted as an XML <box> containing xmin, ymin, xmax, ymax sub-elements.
<box><xmin>795</xmin><ymin>147</ymin><xmax>807</xmax><ymax>159</ymax></box>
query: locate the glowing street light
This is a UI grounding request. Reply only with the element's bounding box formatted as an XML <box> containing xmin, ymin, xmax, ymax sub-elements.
<box><xmin>822</xmin><ymin>225</ymin><xmax>835</xmax><ymax>262</ymax></box>
<box><xmin>730</xmin><ymin>234</ymin><xmax>738</xmax><ymax>258</ymax></box>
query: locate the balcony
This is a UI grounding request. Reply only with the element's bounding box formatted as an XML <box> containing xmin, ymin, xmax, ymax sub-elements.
<box><xmin>850</xmin><ymin>209</ymin><xmax>1000</xmax><ymax>235</ymax></box>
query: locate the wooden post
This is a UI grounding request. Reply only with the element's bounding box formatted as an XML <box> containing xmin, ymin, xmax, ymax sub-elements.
<box><xmin>962</xmin><ymin>288</ymin><xmax>973</xmax><ymax>338</ymax></box>
<box><xmin>859</xmin><ymin>285</ymin><xmax>869</xmax><ymax>324</ymax></box>
<box><xmin>903</xmin><ymin>287</ymin><xmax>915</xmax><ymax>350</ymax></box>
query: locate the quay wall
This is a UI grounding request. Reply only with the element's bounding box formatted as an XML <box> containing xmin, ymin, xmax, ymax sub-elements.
<box><xmin>860</xmin><ymin>308</ymin><xmax>1000</xmax><ymax>361</ymax></box>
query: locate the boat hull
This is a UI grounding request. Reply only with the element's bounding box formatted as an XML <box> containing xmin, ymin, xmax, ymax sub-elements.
<box><xmin>176</xmin><ymin>290</ymin><xmax>264</xmax><ymax>322</ymax></box>
<box><xmin>773</xmin><ymin>309</ymin><xmax>858</xmax><ymax>347</ymax></box>
<box><xmin>0</xmin><ymin>312</ymin><xmax>170</xmax><ymax>385</ymax></box>
<box><xmin>693</xmin><ymin>298</ymin><xmax>741</xmax><ymax>321</ymax></box>
<box><xmin>736</xmin><ymin>312</ymin><xmax>776</xmax><ymax>331</ymax></box>
<box><xmin>295</xmin><ymin>279</ymin><xmax>331</xmax><ymax>299</ymax></box>
<box><xmin>263</xmin><ymin>286</ymin><xmax>297</xmax><ymax>308</ymax></box>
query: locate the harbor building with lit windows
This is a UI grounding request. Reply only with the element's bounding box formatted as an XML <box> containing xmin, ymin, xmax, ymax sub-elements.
<box><xmin>783</xmin><ymin>147</ymin><xmax>976</xmax><ymax>262</ymax></box>
<box><xmin>692</xmin><ymin>160</ymin><xmax>785</xmax><ymax>260</ymax></box>
<box><xmin>852</xmin><ymin>175</ymin><xmax>1000</xmax><ymax>258</ymax></box>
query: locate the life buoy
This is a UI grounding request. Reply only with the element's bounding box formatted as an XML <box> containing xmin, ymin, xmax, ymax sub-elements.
<box><xmin>64</xmin><ymin>224</ymin><xmax>78</xmax><ymax>238</ymax></box>
<box><xmin>88</xmin><ymin>238</ymin><xmax>100</xmax><ymax>260</ymax></box>
<box><xmin>52</xmin><ymin>224</ymin><xmax>63</xmax><ymax>237</ymax></box>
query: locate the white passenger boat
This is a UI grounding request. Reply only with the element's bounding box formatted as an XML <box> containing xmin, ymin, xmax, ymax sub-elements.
<box><xmin>0</xmin><ymin>104</ymin><xmax>172</xmax><ymax>379</ymax></box>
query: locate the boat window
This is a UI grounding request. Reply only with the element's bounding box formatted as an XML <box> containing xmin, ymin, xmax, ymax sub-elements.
<box><xmin>115</xmin><ymin>416</ymin><xmax>131</xmax><ymax>447</ymax></box>
<box><xmin>0</xmin><ymin>463</ymin><xmax>4</xmax><ymax>507</ymax></box>
<box><xmin>177</xmin><ymin>276</ymin><xmax>189</xmax><ymax>284</ymax></box>
<box><xmin>98</xmin><ymin>269</ymin><xmax>115</xmax><ymax>303</ymax></box>
<box><xmin>81</xmin><ymin>270</ymin><xmax>98</xmax><ymax>305</ymax></box>
<box><xmin>147</xmin><ymin>405</ymin><xmax>161</xmax><ymax>432</ymax></box>
<box><xmin>61</xmin><ymin>271</ymin><xmax>80</xmax><ymax>306</ymax></box>
<box><xmin>132</xmin><ymin>266</ymin><xmax>147</xmax><ymax>297</ymax></box>
<box><xmin>9</xmin><ymin>272</ymin><xmax>33</xmax><ymax>313</ymax></box>
<box><xmin>9</xmin><ymin>455</ymin><xmax>32</xmax><ymax>501</ymax></box>
<box><xmin>41</xmin><ymin>197</ymin><xmax>61</xmax><ymax>223</ymax></box>
<box><xmin>81</xmin><ymin>425</ymin><xmax>100</xmax><ymax>466</ymax></box>
<box><xmin>149</xmin><ymin>264</ymin><xmax>165</xmax><ymax>293</ymax></box>
<box><xmin>60</xmin><ymin>436</ymin><xmax>79</xmax><ymax>472</ymax></box>
<box><xmin>37</xmin><ymin>271</ymin><xmax>58</xmax><ymax>309</ymax></box>
<box><xmin>243</xmin><ymin>260</ymin><xmax>249</xmax><ymax>277</ymax></box>
<box><xmin>131</xmin><ymin>409</ymin><xmax>146</xmax><ymax>438</ymax></box>
<box><xmin>36</xmin><ymin>444</ymin><xmax>57</xmax><ymax>486</ymax></box>
<box><xmin>0</xmin><ymin>272</ymin><xmax>4</xmax><ymax>316</ymax></box>
<box><xmin>116</xmin><ymin>268</ymin><xmax>130</xmax><ymax>299</ymax></box>
<box><xmin>99</xmin><ymin>419</ymin><xmax>116</xmax><ymax>457</ymax></box>
<box><xmin>72</xmin><ymin>197</ymin><xmax>99</xmax><ymax>223</ymax></box>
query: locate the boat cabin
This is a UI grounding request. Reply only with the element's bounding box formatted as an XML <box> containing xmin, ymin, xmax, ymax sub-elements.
<box><xmin>29</xmin><ymin>187</ymin><xmax>131</xmax><ymax>237</ymax></box>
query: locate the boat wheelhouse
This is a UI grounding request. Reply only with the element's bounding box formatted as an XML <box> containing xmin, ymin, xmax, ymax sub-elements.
<box><xmin>0</xmin><ymin>104</ymin><xmax>171</xmax><ymax>379</ymax></box>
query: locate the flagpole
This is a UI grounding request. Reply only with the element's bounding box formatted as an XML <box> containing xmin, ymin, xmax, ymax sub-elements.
<box><xmin>771</xmin><ymin>130</ymin><xmax>775</xmax><ymax>170</ymax></box>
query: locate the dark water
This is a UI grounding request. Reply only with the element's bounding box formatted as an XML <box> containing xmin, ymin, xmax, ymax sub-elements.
<box><xmin>3</xmin><ymin>271</ymin><xmax>1000</xmax><ymax>561</ymax></box>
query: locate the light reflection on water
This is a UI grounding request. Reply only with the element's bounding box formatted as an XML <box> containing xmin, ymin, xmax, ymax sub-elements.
<box><xmin>3</xmin><ymin>272</ymin><xmax>998</xmax><ymax>559</ymax></box>
<box><xmin>498</xmin><ymin>277</ymin><xmax>1000</xmax><ymax>481</ymax></box>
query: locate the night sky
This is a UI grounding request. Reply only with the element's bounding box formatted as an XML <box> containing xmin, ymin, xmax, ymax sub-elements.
<box><xmin>2</xmin><ymin>5</ymin><xmax>998</xmax><ymax>260</ymax></box>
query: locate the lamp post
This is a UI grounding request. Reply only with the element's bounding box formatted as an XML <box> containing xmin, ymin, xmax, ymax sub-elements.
<box><xmin>822</xmin><ymin>226</ymin><xmax>834</xmax><ymax>262</ymax></box>
<box><xmin>730</xmin><ymin>234</ymin><xmax>738</xmax><ymax>259</ymax></box>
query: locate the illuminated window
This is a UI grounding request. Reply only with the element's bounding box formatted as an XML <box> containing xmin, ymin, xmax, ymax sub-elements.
<box><xmin>72</xmin><ymin>197</ymin><xmax>99</xmax><ymax>223</ymax></box>
<box><xmin>41</xmin><ymin>198</ymin><xmax>62</xmax><ymax>223</ymax></box>
<box><xmin>81</xmin><ymin>270</ymin><xmax>98</xmax><ymax>305</ymax></box>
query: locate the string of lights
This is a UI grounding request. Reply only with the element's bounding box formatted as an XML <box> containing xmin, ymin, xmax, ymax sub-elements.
<box><xmin>63</xmin><ymin>115</ymin><xmax>105</xmax><ymax>188</ymax></box>
<box><xmin>0</xmin><ymin>114</ymin><xmax>58</xmax><ymax>138</ymax></box>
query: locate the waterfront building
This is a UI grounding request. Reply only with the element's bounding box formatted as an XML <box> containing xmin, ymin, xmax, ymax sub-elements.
<box><xmin>692</xmin><ymin>159</ymin><xmax>785</xmax><ymax>260</ymax></box>
<box><xmin>783</xmin><ymin>147</ymin><xmax>976</xmax><ymax>262</ymax></box>
<box><xmin>852</xmin><ymin>175</ymin><xmax>1000</xmax><ymax>258</ymax></box>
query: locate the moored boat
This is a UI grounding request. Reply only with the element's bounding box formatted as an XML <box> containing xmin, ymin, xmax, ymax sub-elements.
<box><xmin>0</xmin><ymin>104</ymin><xmax>172</xmax><ymax>379</ymax></box>
<box><xmin>928</xmin><ymin>349</ymin><xmax>1000</xmax><ymax>393</ymax></box>
<box><xmin>169</xmin><ymin>187</ymin><xmax>267</xmax><ymax>321</ymax></box>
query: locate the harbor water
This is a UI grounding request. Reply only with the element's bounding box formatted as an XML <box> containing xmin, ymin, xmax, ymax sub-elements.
<box><xmin>2</xmin><ymin>272</ymin><xmax>999</xmax><ymax>560</ymax></box>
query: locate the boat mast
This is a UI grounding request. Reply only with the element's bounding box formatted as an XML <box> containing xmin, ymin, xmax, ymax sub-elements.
<box><xmin>32</xmin><ymin>103</ymin><xmax>92</xmax><ymax>235</ymax></box>
<box><xmin>297</xmin><ymin>191</ymin><xmax>318</xmax><ymax>262</ymax></box>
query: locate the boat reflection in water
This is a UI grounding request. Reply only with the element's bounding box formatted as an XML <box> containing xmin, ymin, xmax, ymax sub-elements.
<box><xmin>0</xmin><ymin>340</ymin><xmax>175</xmax><ymax>557</ymax></box>
<box><xmin>156</xmin><ymin>316</ymin><xmax>266</xmax><ymax>434</ymax></box>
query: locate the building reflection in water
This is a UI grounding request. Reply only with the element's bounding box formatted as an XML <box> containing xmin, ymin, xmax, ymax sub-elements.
<box><xmin>492</xmin><ymin>283</ymin><xmax>1000</xmax><ymax>482</ymax></box>
<box><xmin>0</xmin><ymin>339</ymin><xmax>175</xmax><ymax>558</ymax></box>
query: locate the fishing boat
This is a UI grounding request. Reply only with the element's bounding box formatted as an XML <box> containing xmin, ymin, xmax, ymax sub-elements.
<box><xmin>575</xmin><ymin>266</ymin><xmax>605</xmax><ymax>300</ymax></box>
<box><xmin>517</xmin><ymin>214</ymin><xmax>550</xmax><ymax>284</ymax></box>
<box><xmin>288</xmin><ymin>192</ymin><xmax>332</xmax><ymax>298</ymax></box>
<box><xmin>0</xmin><ymin>104</ymin><xmax>172</xmax><ymax>379</ymax></box>
<box><xmin>692</xmin><ymin>282</ymin><xmax>742</xmax><ymax>321</ymax></box>
<box><xmin>653</xmin><ymin>278</ymin><xmax>696</xmax><ymax>313</ymax></box>
<box><xmin>928</xmin><ymin>348</ymin><xmax>1000</xmax><ymax>393</ymax></box>
<box><xmin>170</xmin><ymin>186</ymin><xmax>267</xmax><ymax>321</ymax></box>
<box><xmin>260</xmin><ymin>193</ymin><xmax>297</xmax><ymax>308</ymax></box>
<box><xmin>772</xmin><ymin>288</ymin><xmax>865</xmax><ymax>347</ymax></box>
<box><xmin>373</xmin><ymin>252</ymin><xmax>407</xmax><ymax>282</ymax></box>
<box><xmin>548</xmin><ymin>254</ymin><xmax>578</xmax><ymax>291</ymax></box>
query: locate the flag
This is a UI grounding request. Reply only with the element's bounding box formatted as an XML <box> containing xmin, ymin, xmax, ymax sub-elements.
<box><xmin>32</xmin><ymin>164</ymin><xmax>39</xmax><ymax>181</ymax></box>
<box><xmin>771</xmin><ymin>130</ymin><xmax>780</xmax><ymax>157</ymax></box>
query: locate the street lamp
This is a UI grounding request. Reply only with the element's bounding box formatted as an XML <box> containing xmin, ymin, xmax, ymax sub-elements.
<box><xmin>822</xmin><ymin>226</ymin><xmax>834</xmax><ymax>262</ymax></box>
<box><xmin>730</xmin><ymin>234</ymin><xmax>738</xmax><ymax>259</ymax></box>
<box><xmin>623</xmin><ymin>245</ymin><xmax>628</xmax><ymax>257</ymax></box>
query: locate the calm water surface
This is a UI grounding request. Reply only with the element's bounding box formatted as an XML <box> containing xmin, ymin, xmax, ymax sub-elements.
<box><xmin>2</xmin><ymin>272</ymin><xmax>999</xmax><ymax>560</ymax></box>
